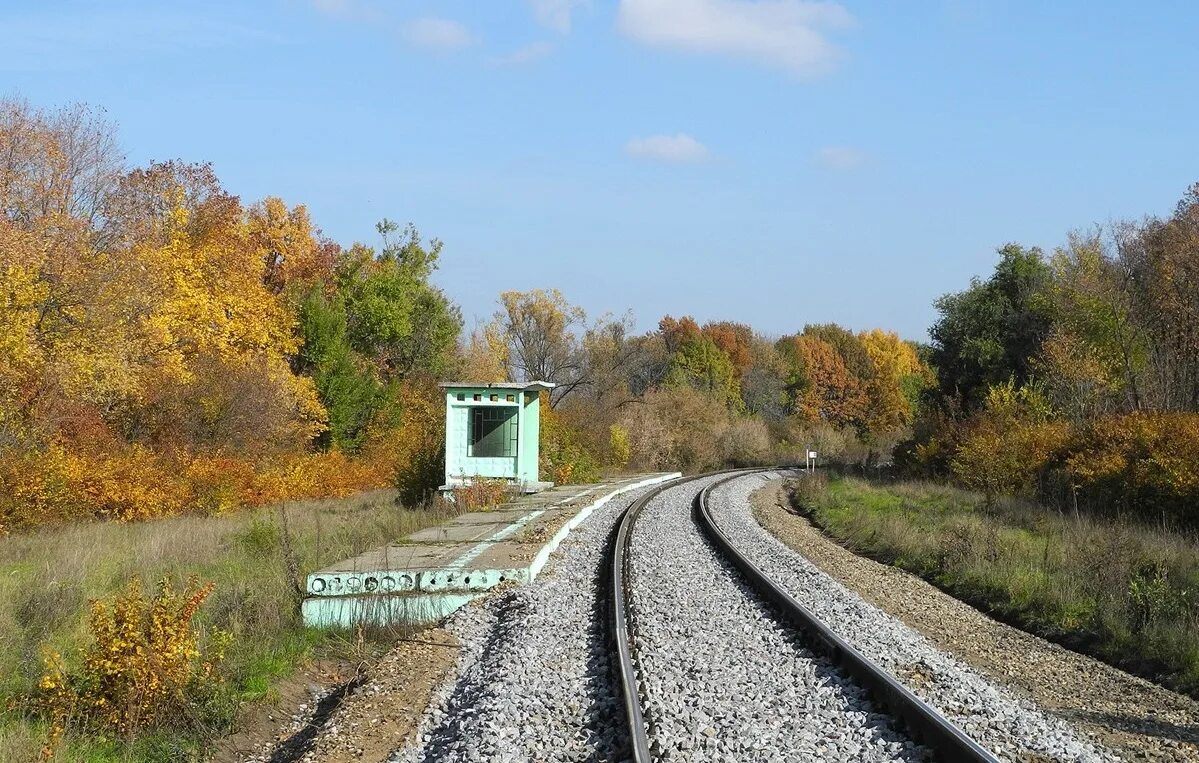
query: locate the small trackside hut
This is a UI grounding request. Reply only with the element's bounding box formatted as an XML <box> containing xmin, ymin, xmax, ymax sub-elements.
<box><xmin>439</xmin><ymin>381</ymin><xmax>556</xmax><ymax>495</ymax></box>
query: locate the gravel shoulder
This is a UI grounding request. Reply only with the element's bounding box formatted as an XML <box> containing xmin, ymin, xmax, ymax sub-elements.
<box><xmin>752</xmin><ymin>477</ymin><xmax>1199</xmax><ymax>762</ymax></box>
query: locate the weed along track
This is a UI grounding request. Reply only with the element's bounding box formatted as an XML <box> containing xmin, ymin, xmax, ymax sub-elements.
<box><xmin>611</xmin><ymin>470</ymin><xmax>1114</xmax><ymax>762</ymax></box>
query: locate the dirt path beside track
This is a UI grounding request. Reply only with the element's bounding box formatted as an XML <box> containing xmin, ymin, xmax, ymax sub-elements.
<box><xmin>212</xmin><ymin>629</ymin><xmax>457</xmax><ymax>763</ymax></box>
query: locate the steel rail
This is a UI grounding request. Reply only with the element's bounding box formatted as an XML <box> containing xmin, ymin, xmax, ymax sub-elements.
<box><xmin>610</xmin><ymin>473</ymin><xmax>693</xmax><ymax>763</ymax></box>
<box><xmin>694</xmin><ymin>471</ymin><xmax>1001</xmax><ymax>763</ymax></box>
<box><xmin>610</xmin><ymin>468</ymin><xmax>767</xmax><ymax>762</ymax></box>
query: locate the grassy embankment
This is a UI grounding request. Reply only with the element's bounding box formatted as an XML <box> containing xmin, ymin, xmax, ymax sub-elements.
<box><xmin>789</xmin><ymin>475</ymin><xmax>1199</xmax><ymax>697</ymax></box>
<box><xmin>0</xmin><ymin>491</ymin><xmax>457</xmax><ymax>762</ymax></box>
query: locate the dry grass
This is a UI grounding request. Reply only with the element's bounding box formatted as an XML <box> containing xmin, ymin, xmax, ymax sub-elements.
<box><xmin>790</xmin><ymin>474</ymin><xmax>1199</xmax><ymax>697</ymax></box>
<box><xmin>0</xmin><ymin>489</ymin><xmax>459</xmax><ymax>762</ymax></box>
<box><xmin>451</xmin><ymin>478</ymin><xmax>510</xmax><ymax>511</ymax></box>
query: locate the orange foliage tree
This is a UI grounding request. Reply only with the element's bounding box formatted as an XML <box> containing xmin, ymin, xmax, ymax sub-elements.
<box><xmin>778</xmin><ymin>335</ymin><xmax>866</xmax><ymax>428</ymax></box>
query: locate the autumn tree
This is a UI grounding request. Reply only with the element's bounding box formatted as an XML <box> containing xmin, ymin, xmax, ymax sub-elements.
<box><xmin>777</xmin><ymin>335</ymin><xmax>866</xmax><ymax>428</ymax></box>
<box><xmin>1117</xmin><ymin>186</ymin><xmax>1199</xmax><ymax>411</ymax></box>
<box><xmin>702</xmin><ymin>321</ymin><xmax>754</xmax><ymax>377</ymax></box>
<box><xmin>803</xmin><ymin>323</ymin><xmax>872</xmax><ymax>380</ymax></box>
<box><xmin>858</xmin><ymin>329</ymin><xmax>927</xmax><ymax>436</ymax></box>
<box><xmin>491</xmin><ymin>288</ymin><xmax>586</xmax><ymax>404</ymax></box>
<box><xmin>247</xmin><ymin>197</ymin><xmax>337</xmax><ymax>292</ymax></box>
<box><xmin>1037</xmin><ymin>231</ymin><xmax>1140</xmax><ymax>420</ymax></box>
<box><xmin>659</xmin><ymin>315</ymin><xmax>701</xmax><ymax>353</ymax></box>
<box><xmin>455</xmin><ymin>324</ymin><xmax>509</xmax><ymax>384</ymax></box>
<box><xmin>579</xmin><ymin>312</ymin><xmax>642</xmax><ymax>411</ymax></box>
<box><xmin>0</xmin><ymin>97</ymin><xmax>122</xmax><ymax>229</ymax></box>
<box><xmin>740</xmin><ymin>337</ymin><xmax>789</xmax><ymax>423</ymax></box>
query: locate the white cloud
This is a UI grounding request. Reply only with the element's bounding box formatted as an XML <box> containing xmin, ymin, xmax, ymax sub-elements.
<box><xmin>625</xmin><ymin>133</ymin><xmax>711</xmax><ymax>163</ymax></box>
<box><xmin>616</xmin><ymin>0</ymin><xmax>854</xmax><ymax>76</ymax></box>
<box><xmin>402</xmin><ymin>17</ymin><xmax>473</xmax><ymax>52</ymax></box>
<box><xmin>493</xmin><ymin>41</ymin><xmax>556</xmax><ymax>65</ymax></box>
<box><xmin>527</xmin><ymin>0</ymin><xmax>589</xmax><ymax>34</ymax></box>
<box><xmin>815</xmin><ymin>146</ymin><xmax>865</xmax><ymax>170</ymax></box>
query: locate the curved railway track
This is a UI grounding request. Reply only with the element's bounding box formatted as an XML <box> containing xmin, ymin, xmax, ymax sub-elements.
<box><xmin>610</xmin><ymin>469</ymin><xmax>1001</xmax><ymax>762</ymax></box>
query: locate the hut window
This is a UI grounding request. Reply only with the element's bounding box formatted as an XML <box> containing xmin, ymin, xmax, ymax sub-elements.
<box><xmin>469</xmin><ymin>407</ymin><xmax>517</xmax><ymax>458</ymax></box>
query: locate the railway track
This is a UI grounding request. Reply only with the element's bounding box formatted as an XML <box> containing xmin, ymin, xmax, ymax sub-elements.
<box><xmin>611</xmin><ymin>469</ymin><xmax>1000</xmax><ymax>762</ymax></box>
<box><xmin>398</xmin><ymin>469</ymin><xmax>1109</xmax><ymax>761</ymax></box>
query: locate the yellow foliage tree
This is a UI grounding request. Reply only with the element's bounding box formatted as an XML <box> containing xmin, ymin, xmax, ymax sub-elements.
<box><xmin>859</xmin><ymin>329</ymin><xmax>925</xmax><ymax>435</ymax></box>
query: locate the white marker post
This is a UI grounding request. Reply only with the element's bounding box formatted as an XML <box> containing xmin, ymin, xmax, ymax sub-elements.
<box><xmin>806</xmin><ymin>450</ymin><xmax>818</xmax><ymax>472</ymax></box>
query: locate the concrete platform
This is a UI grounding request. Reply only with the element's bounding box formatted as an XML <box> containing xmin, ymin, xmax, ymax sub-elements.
<box><xmin>301</xmin><ymin>472</ymin><xmax>678</xmax><ymax>628</ymax></box>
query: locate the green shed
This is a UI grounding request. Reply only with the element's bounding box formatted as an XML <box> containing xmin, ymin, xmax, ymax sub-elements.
<box><xmin>439</xmin><ymin>381</ymin><xmax>556</xmax><ymax>494</ymax></box>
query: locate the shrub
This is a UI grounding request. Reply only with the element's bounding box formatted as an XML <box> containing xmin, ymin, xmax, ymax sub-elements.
<box><xmin>950</xmin><ymin>381</ymin><xmax>1069</xmax><ymax>502</ymax></box>
<box><xmin>718</xmin><ymin>417</ymin><xmax>771</xmax><ymax>466</ymax></box>
<box><xmin>608</xmin><ymin>424</ymin><xmax>631</xmax><ymax>469</ymax></box>
<box><xmin>0</xmin><ymin>444</ymin><xmax>83</xmax><ymax>533</ymax></box>
<box><xmin>38</xmin><ymin>576</ymin><xmax>228</xmax><ymax>743</ymax></box>
<box><xmin>452</xmin><ymin>478</ymin><xmax>509</xmax><ymax>511</ymax></box>
<box><xmin>540</xmin><ymin>399</ymin><xmax>600</xmax><ymax>484</ymax></box>
<box><xmin>1065</xmin><ymin>412</ymin><xmax>1199</xmax><ymax>525</ymax></box>
<box><xmin>66</xmin><ymin>445</ymin><xmax>188</xmax><ymax>522</ymax></box>
<box><xmin>183</xmin><ymin>456</ymin><xmax>256</xmax><ymax>515</ymax></box>
<box><xmin>383</xmin><ymin>379</ymin><xmax>446</xmax><ymax>506</ymax></box>
<box><xmin>620</xmin><ymin>387</ymin><xmax>729</xmax><ymax>473</ymax></box>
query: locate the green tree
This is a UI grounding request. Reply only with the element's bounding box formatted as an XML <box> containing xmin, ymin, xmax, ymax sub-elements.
<box><xmin>665</xmin><ymin>334</ymin><xmax>741</xmax><ymax>408</ymax></box>
<box><xmin>337</xmin><ymin>223</ymin><xmax>462</xmax><ymax>381</ymax></box>
<box><xmin>295</xmin><ymin>288</ymin><xmax>389</xmax><ymax>451</ymax></box>
<box><xmin>929</xmin><ymin>243</ymin><xmax>1053</xmax><ymax>411</ymax></box>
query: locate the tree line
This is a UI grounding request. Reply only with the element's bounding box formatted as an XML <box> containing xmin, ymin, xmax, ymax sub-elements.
<box><xmin>11</xmin><ymin>96</ymin><xmax>1188</xmax><ymax>533</ymax></box>
<box><xmin>0</xmin><ymin>99</ymin><xmax>934</xmax><ymax>531</ymax></box>
<box><xmin>909</xmin><ymin>185</ymin><xmax>1199</xmax><ymax>527</ymax></box>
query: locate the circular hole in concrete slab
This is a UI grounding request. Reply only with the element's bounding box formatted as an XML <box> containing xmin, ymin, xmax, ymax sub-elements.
<box><xmin>499</xmin><ymin>575</ymin><xmax>506</xmax><ymax>582</ymax></box>
<box><xmin>464</xmin><ymin>576</ymin><xmax>471</xmax><ymax>585</ymax></box>
<box><xmin>311</xmin><ymin>578</ymin><xmax>326</xmax><ymax>593</ymax></box>
<box><xmin>381</xmin><ymin>576</ymin><xmax>397</xmax><ymax>590</ymax></box>
<box><xmin>364</xmin><ymin>576</ymin><xmax>379</xmax><ymax>591</ymax></box>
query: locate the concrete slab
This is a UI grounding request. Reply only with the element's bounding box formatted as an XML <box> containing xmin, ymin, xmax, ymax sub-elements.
<box><xmin>302</xmin><ymin>472</ymin><xmax>680</xmax><ymax>628</ymax></box>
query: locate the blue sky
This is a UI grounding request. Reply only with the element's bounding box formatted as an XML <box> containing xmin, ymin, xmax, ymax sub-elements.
<box><xmin>3</xmin><ymin>1</ymin><xmax>1197</xmax><ymax>340</ymax></box>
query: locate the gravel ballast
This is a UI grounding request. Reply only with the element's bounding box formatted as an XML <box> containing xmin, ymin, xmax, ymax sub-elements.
<box><xmin>392</xmin><ymin>482</ymin><xmax>661</xmax><ymax>763</ymax></box>
<box><xmin>627</xmin><ymin>474</ymin><xmax>930</xmax><ymax>762</ymax></box>
<box><xmin>707</xmin><ymin>471</ymin><xmax>1116</xmax><ymax>762</ymax></box>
